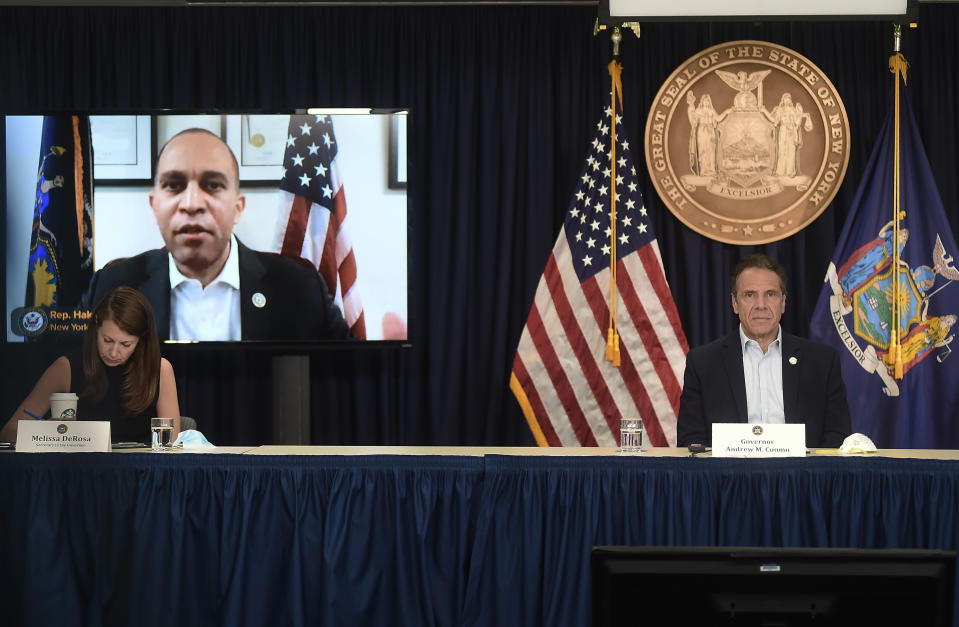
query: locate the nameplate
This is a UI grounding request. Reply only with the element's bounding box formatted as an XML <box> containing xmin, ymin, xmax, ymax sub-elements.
<box><xmin>711</xmin><ymin>423</ymin><xmax>806</xmax><ymax>458</ymax></box>
<box><xmin>16</xmin><ymin>420</ymin><xmax>111</xmax><ymax>453</ymax></box>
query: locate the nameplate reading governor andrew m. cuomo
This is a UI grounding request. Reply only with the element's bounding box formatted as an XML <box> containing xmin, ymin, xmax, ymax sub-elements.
<box><xmin>16</xmin><ymin>420</ymin><xmax>111</xmax><ymax>453</ymax></box>
<box><xmin>645</xmin><ymin>40</ymin><xmax>850</xmax><ymax>245</ymax></box>
<box><xmin>712</xmin><ymin>423</ymin><xmax>806</xmax><ymax>458</ymax></box>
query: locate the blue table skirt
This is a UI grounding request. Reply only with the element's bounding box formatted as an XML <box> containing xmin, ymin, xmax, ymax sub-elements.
<box><xmin>2</xmin><ymin>453</ymin><xmax>957</xmax><ymax>627</ymax></box>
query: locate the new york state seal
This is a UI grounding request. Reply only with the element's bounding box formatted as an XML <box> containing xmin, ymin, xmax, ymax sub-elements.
<box><xmin>645</xmin><ymin>41</ymin><xmax>851</xmax><ymax>245</ymax></box>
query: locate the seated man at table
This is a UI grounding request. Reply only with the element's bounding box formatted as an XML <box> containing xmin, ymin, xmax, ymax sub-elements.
<box><xmin>676</xmin><ymin>254</ymin><xmax>851</xmax><ymax>448</ymax></box>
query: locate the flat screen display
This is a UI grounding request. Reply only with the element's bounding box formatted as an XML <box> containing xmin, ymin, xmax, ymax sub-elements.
<box><xmin>3</xmin><ymin>112</ymin><xmax>409</xmax><ymax>344</ymax></box>
<box><xmin>592</xmin><ymin>546</ymin><xmax>956</xmax><ymax>626</ymax></box>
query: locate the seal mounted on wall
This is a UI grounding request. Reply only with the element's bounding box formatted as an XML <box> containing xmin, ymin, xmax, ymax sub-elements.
<box><xmin>645</xmin><ymin>40</ymin><xmax>851</xmax><ymax>245</ymax></box>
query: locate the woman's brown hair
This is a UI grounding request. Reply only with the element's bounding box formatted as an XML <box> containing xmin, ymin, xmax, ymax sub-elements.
<box><xmin>80</xmin><ymin>287</ymin><xmax>160</xmax><ymax>415</ymax></box>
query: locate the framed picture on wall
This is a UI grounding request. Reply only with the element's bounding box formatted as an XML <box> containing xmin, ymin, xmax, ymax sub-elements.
<box><xmin>90</xmin><ymin>115</ymin><xmax>153</xmax><ymax>184</ymax></box>
<box><xmin>225</xmin><ymin>114</ymin><xmax>289</xmax><ymax>185</ymax></box>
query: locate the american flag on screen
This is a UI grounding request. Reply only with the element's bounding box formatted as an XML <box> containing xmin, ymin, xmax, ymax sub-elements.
<box><xmin>274</xmin><ymin>114</ymin><xmax>366</xmax><ymax>339</ymax></box>
<box><xmin>510</xmin><ymin>104</ymin><xmax>688</xmax><ymax>447</ymax></box>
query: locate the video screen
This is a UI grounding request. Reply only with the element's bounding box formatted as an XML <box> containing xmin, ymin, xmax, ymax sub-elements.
<box><xmin>3</xmin><ymin>112</ymin><xmax>409</xmax><ymax>343</ymax></box>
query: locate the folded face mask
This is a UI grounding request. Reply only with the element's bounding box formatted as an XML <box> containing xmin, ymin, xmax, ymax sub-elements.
<box><xmin>839</xmin><ymin>433</ymin><xmax>877</xmax><ymax>454</ymax></box>
<box><xmin>172</xmin><ymin>429</ymin><xmax>215</xmax><ymax>449</ymax></box>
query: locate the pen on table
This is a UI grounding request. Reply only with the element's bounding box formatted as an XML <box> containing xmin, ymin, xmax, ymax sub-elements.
<box><xmin>23</xmin><ymin>409</ymin><xmax>46</xmax><ymax>420</ymax></box>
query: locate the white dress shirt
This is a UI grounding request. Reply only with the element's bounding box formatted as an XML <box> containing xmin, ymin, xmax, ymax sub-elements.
<box><xmin>168</xmin><ymin>237</ymin><xmax>242</xmax><ymax>341</ymax></box>
<box><xmin>740</xmin><ymin>325</ymin><xmax>785</xmax><ymax>424</ymax></box>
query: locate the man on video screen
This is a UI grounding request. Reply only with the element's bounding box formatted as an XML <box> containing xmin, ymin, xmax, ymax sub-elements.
<box><xmin>83</xmin><ymin>129</ymin><xmax>352</xmax><ymax>341</ymax></box>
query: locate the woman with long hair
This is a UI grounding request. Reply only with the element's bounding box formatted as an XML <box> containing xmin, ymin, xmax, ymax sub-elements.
<box><xmin>0</xmin><ymin>287</ymin><xmax>179</xmax><ymax>443</ymax></box>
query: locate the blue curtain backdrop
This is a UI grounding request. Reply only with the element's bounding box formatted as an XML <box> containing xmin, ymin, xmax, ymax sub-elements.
<box><xmin>0</xmin><ymin>5</ymin><xmax>957</xmax><ymax>445</ymax></box>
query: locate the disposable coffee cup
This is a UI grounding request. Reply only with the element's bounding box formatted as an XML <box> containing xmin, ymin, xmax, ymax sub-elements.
<box><xmin>50</xmin><ymin>392</ymin><xmax>79</xmax><ymax>420</ymax></box>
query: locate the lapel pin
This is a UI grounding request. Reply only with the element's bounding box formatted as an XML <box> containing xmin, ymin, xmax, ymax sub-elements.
<box><xmin>789</xmin><ymin>356</ymin><xmax>798</xmax><ymax>365</ymax></box>
<box><xmin>252</xmin><ymin>292</ymin><xmax>266</xmax><ymax>308</ymax></box>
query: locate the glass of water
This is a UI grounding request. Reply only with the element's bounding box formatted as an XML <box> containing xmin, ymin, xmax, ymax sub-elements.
<box><xmin>619</xmin><ymin>417</ymin><xmax>644</xmax><ymax>453</ymax></box>
<box><xmin>151</xmin><ymin>417</ymin><xmax>175</xmax><ymax>452</ymax></box>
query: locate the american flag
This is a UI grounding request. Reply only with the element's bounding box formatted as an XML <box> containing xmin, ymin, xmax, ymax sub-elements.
<box><xmin>510</xmin><ymin>105</ymin><xmax>688</xmax><ymax>446</ymax></box>
<box><xmin>274</xmin><ymin>114</ymin><xmax>366</xmax><ymax>339</ymax></box>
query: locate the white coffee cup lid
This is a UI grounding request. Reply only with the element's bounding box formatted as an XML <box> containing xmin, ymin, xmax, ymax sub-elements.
<box><xmin>50</xmin><ymin>392</ymin><xmax>79</xmax><ymax>400</ymax></box>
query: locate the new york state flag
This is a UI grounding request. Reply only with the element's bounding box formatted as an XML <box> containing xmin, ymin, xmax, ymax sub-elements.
<box><xmin>810</xmin><ymin>83</ymin><xmax>959</xmax><ymax>449</ymax></box>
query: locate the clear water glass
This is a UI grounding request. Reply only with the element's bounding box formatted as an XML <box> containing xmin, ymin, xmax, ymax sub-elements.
<box><xmin>619</xmin><ymin>417</ymin><xmax>644</xmax><ymax>453</ymax></box>
<box><xmin>151</xmin><ymin>417</ymin><xmax>175</xmax><ymax>451</ymax></box>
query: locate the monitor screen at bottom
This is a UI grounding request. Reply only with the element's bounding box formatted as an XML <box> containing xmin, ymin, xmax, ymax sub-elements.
<box><xmin>592</xmin><ymin>546</ymin><xmax>955</xmax><ymax>627</ymax></box>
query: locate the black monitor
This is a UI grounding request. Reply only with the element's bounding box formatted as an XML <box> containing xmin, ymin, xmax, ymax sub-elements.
<box><xmin>592</xmin><ymin>546</ymin><xmax>956</xmax><ymax>626</ymax></box>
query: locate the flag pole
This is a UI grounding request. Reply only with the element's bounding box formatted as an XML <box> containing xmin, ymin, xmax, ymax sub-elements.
<box><xmin>606</xmin><ymin>29</ymin><xmax>623</xmax><ymax>367</ymax></box>
<box><xmin>593</xmin><ymin>19</ymin><xmax>639</xmax><ymax>367</ymax></box>
<box><xmin>889</xmin><ymin>24</ymin><xmax>909</xmax><ymax>379</ymax></box>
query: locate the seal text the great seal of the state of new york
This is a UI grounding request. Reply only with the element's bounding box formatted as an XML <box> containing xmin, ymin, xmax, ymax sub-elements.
<box><xmin>645</xmin><ymin>40</ymin><xmax>851</xmax><ymax>245</ymax></box>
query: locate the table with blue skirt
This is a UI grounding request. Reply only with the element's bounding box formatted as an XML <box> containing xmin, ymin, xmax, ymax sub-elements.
<box><xmin>2</xmin><ymin>446</ymin><xmax>958</xmax><ymax>627</ymax></box>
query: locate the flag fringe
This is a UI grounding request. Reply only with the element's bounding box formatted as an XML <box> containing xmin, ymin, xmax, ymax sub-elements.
<box><xmin>510</xmin><ymin>372</ymin><xmax>550</xmax><ymax>447</ymax></box>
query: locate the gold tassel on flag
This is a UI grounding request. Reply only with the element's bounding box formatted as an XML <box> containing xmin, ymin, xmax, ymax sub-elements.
<box><xmin>606</xmin><ymin>58</ymin><xmax>623</xmax><ymax>367</ymax></box>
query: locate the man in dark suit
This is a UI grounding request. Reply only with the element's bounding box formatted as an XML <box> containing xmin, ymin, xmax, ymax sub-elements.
<box><xmin>84</xmin><ymin>238</ymin><xmax>351</xmax><ymax>341</ymax></box>
<box><xmin>83</xmin><ymin>128</ymin><xmax>351</xmax><ymax>341</ymax></box>
<box><xmin>676</xmin><ymin>254</ymin><xmax>851</xmax><ymax>448</ymax></box>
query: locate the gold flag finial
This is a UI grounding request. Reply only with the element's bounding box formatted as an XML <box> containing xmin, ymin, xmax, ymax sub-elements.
<box><xmin>889</xmin><ymin>24</ymin><xmax>909</xmax><ymax>85</ymax></box>
<box><xmin>594</xmin><ymin>19</ymin><xmax>640</xmax><ymax>60</ymax></box>
<box><xmin>611</xmin><ymin>25</ymin><xmax>623</xmax><ymax>57</ymax></box>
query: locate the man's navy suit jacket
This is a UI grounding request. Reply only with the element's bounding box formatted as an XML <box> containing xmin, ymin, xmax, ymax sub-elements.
<box><xmin>676</xmin><ymin>330</ymin><xmax>852</xmax><ymax>448</ymax></box>
<box><xmin>83</xmin><ymin>239</ymin><xmax>351</xmax><ymax>341</ymax></box>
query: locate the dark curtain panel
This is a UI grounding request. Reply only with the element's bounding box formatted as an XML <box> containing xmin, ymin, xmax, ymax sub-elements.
<box><xmin>0</xmin><ymin>5</ymin><xmax>957</xmax><ymax>445</ymax></box>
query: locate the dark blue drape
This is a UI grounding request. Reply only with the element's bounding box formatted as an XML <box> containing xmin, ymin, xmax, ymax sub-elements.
<box><xmin>464</xmin><ymin>454</ymin><xmax>959</xmax><ymax>625</ymax></box>
<box><xmin>3</xmin><ymin>452</ymin><xmax>958</xmax><ymax>626</ymax></box>
<box><xmin>0</xmin><ymin>453</ymin><xmax>484</xmax><ymax>627</ymax></box>
<box><xmin>0</xmin><ymin>6</ymin><xmax>957</xmax><ymax>445</ymax></box>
